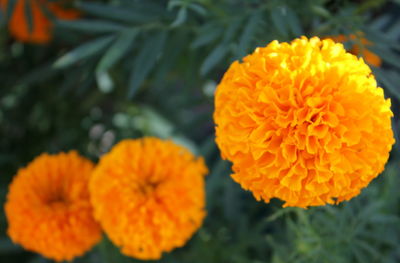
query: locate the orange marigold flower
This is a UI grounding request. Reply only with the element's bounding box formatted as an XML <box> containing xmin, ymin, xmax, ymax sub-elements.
<box><xmin>5</xmin><ymin>151</ymin><xmax>102</xmax><ymax>261</ymax></box>
<box><xmin>90</xmin><ymin>137</ymin><xmax>207</xmax><ymax>260</ymax></box>
<box><xmin>214</xmin><ymin>36</ymin><xmax>394</xmax><ymax>208</ymax></box>
<box><xmin>0</xmin><ymin>0</ymin><xmax>79</xmax><ymax>43</ymax></box>
<box><xmin>329</xmin><ymin>33</ymin><xmax>382</xmax><ymax>67</ymax></box>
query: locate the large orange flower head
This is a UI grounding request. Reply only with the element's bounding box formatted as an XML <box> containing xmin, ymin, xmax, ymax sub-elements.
<box><xmin>90</xmin><ymin>137</ymin><xmax>208</xmax><ymax>260</ymax></box>
<box><xmin>214</xmin><ymin>36</ymin><xmax>394</xmax><ymax>208</ymax></box>
<box><xmin>0</xmin><ymin>0</ymin><xmax>79</xmax><ymax>43</ymax></box>
<box><xmin>5</xmin><ymin>151</ymin><xmax>102</xmax><ymax>261</ymax></box>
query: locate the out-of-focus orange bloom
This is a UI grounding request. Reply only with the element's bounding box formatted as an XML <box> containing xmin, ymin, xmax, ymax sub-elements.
<box><xmin>90</xmin><ymin>137</ymin><xmax>208</xmax><ymax>260</ymax></box>
<box><xmin>0</xmin><ymin>0</ymin><xmax>79</xmax><ymax>43</ymax></box>
<box><xmin>5</xmin><ymin>151</ymin><xmax>102</xmax><ymax>261</ymax></box>
<box><xmin>330</xmin><ymin>33</ymin><xmax>382</xmax><ymax>67</ymax></box>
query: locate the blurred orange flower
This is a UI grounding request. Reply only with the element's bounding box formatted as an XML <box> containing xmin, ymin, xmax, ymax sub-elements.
<box><xmin>0</xmin><ymin>0</ymin><xmax>79</xmax><ymax>43</ymax></box>
<box><xmin>90</xmin><ymin>137</ymin><xmax>207</xmax><ymax>260</ymax></box>
<box><xmin>330</xmin><ymin>33</ymin><xmax>382</xmax><ymax>67</ymax></box>
<box><xmin>214</xmin><ymin>37</ymin><xmax>394</xmax><ymax>208</ymax></box>
<box><xmin>5</xmin><ymin>151</ymin><xmax>102</xmax><ymax>261</ymax></box>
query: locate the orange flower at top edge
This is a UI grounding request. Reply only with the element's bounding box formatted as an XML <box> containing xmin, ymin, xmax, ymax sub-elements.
<box><xmin>329</xmin><ymin>33</ymin><xmax>382</xmax><ymax>67</ymax></box>
<box><xmin>0</xmin><ymin>0</ymin><xmax>79</xmax><ymax>43</ymax></box>
<box><xmin>214</xmin><ymin>36</ymin><xmax>394</xmax><ymax>208</ymax></box>
<box><xmin>5</xmin><ymin>151</ymin><xmax>102</xmax><ymax>261</ymax></box>
<box><xmin>90</xmin><ymin>137</ymin><xmax>208</xmax><ymax>260</ymax></box>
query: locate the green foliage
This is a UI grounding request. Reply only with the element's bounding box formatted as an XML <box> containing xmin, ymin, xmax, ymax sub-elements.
<box><xmin>1</xmin><ymin>0</ymin><xmax>400</xmax><ymax>263</ymax></box>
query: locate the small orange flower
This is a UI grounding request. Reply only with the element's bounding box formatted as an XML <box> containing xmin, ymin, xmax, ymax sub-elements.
<box><xmin>90</xmin><ymin>137</ymin><xmax>207</xmax><ymax>260</ymax></box>
<box><xmin>0</xmin><ymin>0</ymin><xmax>79</xmax><ymax>43</ymax></box>
<box><xmin>214</xmin><ymin>37</ymin><xmax>394</xmax><ymax>208</ymax></box>
<box><xmin>5</xmin><ymin>151</ymin><xmax>102</xmax><ymax>261</ymax></box>
<box><xmin>330</xmin><ymin>33</ymin><xmax>382</xmax><ymax>67</ymax></box>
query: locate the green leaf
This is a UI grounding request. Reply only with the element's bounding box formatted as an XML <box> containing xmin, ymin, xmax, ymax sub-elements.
<box><xmin>36</xmin><ymin>0</ymin><xmax>56</xmax><ymax>21</ymax></box>
<box><xmin>0</xmin><ymin>238</ymin><xmax>20</xmax><ymax>253</ymax></box>
<box><xmin>374</xmin><ymin>68</ymin><xmax>400</xmax><ymax>101</ymax></box>
<box><xmin>364</xmin><ymin>28</ymin><xmax>400</xmax><ymax>48</ymax></box>
<box><xmin>4</xmin><ymin>0</ymin><xmax>17</xmax><ymax>22</ymax></box>
<box><xmin>266</xmin><ymin>207</ymin><xmax>298</xmax><ymax>222</ymax></box>
<box><xmin>311</xmin><ymin>5</ymin><xmax>331</xmax><ymax>18</ymax></box>
<box><xmin>96</xmin><ymin>29</ymin><xmax>138</xmax><ymax>73</ymax></box>
<box><xmin>355</xmin><ymin>240</ymin><xmax>381</xmax><ymax>259</ymax></box>
<box><xmin>56</xmin><ymin>20</ymin><xmax>128</xmax><ymax>34</ymax></box>
<box><xmin>223</xmin><ymin>178</ymin><xmax>243</xmax><ymax>222</ymax></box>
<box><xmin>359</xmin><ymin>231</ymin><xmax>398</xmax><ymax>247</ymax></box>
<box><xmin>223</xmin><ymin>18</ymin><xmax>242</xmax><ymax>43</ymax></box>
<box><xmin>76</xmin><ymin>2</ymin><xmax>152</xmax><ymax>23</ymax></box>
<box><xmin>191</xmin><ymin>23</ymin><xmax>223</xmax><ymax>49</ymax></box>
<box><xmin>168</xmin><ymin>0</ymin><xmax>183</xmax><ymax>10</ymax></box>
<box><xmin>96</xmin><ymin>236</ymin><xmax>131</xmax><ymax>263</ymax></box>
<box><xmin>198</xmin><ymin>134</ymin><xmax>217</xmax><ymax>159</ymax></box>
<box><xmin>206</xmin><ymin>159</ymin><xmax>230</xmax><ymax>203</ymax></box>
<box><xmin>28</xmin><ymin>256</ymin><xmax>48</xmax><ymax>263</ymax></box>
<box><xmin>128</xmin><ymin>31</ymin><xmax>167</xmax><ymax>98</ymax></box>
<box><xmin>200</xmin><ymin>43</ymin><xmax>229</xmax><ymax>75</ymax></box>
<box><xmin>271</xmin><ymin>7</ymin><xmax>305</xmax><ymax>38</ymax></box>
<box><xmin>370</xmin><ymin>46</ymin><xmax>400</xmax><ymax>69</ymax></box>
<box><xmin>356</xmin><ymin>0</ymin><xmax>386</xmax><ymax>13</ymax></box>
<box><xmin>134</xmin><ymin>106</ymin><xmax>174</xmax><ymax>138</ymax></box>
<box><xmin>188</xmin><ymin>3</ymin><xmax>207</xmax><ymax>16</ymax></box>
<box><xmin>154</xmin><ymin>30</ymin><xmax>188</xmax><ymax>89</ymax></box>
<box><xmin>386</xmin><ymin>20</ymin><xmax>400</xmax><ymax>40</ymax></box>
<box><xmin>368</xmin><ymin>14</ymin><xmax>391</xmax><ymax>31</ymax></box>
<box><xmin>369</xmin><ymin>214</ymin><xmax>399</xmax><ymax>224</ymax></box>
<box><xmin>118</xmin><ymin>0</ymin><xmax>165</xmax><ymax>18</ymax></box>
<box><xmin>237</xmin><ymin>12</ymin><xmax>262</xmax><ymax>58</ymax></box>
<box><xmin>24</xmin><ymin>0</ymin><xmax>33</xmax><ymax>33</ymax></box>
<box><xmin>270</xmin><ymin>6</ymin><xmax>289</xmax><ymax>38</ymax></box>
<box><xmin>54</xmin><ymin>35</ymin><xmax>115</xmax><ymax>68</ymax></box>
<box><xmin>58</xmin><ymin>66</ymin><xmax>85</xmax><ymax>94</ymax></box>
<box><xmin>19</xmin><ymin>63</ymin><xmax>59</xmax><ymax>86</ymax></box>
<box><xmin>171</xmin><ymin>7</ymin><xmax>187</xmax><ymax>27</ymax></box>
<box><xmin>285</xmin><ymin>7</ymin><xmax>303</xmax><ymax>36</ymax></box>
<box><xmin>96</xmin><ymin>71</ymin><xmax>114</xmax><ymax>93</ymax></box>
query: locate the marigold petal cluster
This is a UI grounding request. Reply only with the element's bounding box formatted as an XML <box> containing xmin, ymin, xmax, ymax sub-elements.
<box><xmin>5</xmin><ymin>151</ymin><xmax>102</xmax><ymax>261</ymax></box>
<box><xmin>329</xmin><ymin>33</ymin><xmax>382</xmax><ymax>67</ymax></box>
<box><xmin>0</xmin><ymin>0</ymin><xmax>79</xmax><ymax>43</ymax></box>
<box><xmin>90</xmin><ymin>137</ymin><xmax>208</xmax><ymax>260</ymax></box>
<box><xmin>214</xmin><ymin>36</ymin><xmax>394</xmax><ymax>208</ymax></box>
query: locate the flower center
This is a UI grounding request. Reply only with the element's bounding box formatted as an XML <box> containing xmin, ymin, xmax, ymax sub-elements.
<box><xmin>45</xmin><ymin>191</ymin><xmax>69</xmax><ymax>207</ymax></box>
<box><xmin>137</xmin><ymin>180</ymin><xmax>162</xmax><ymax>196</ymax></box>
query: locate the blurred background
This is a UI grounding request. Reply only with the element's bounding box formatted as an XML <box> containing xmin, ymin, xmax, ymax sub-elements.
<box><xmin>1</xmin><ymin>0</ymin><xmax>400</xmax><ymax>262</ymax></box>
